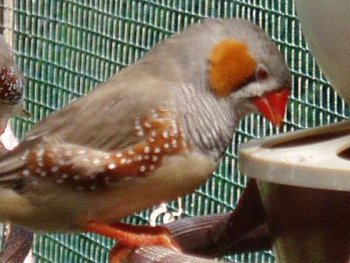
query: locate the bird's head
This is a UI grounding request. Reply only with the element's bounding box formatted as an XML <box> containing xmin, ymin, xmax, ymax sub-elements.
<box><xmin>0</xmin><ymin>35</ymin><xmax>29</xmax><ymax>132</ymax></box>
<box><xmin>207</xmin><ymin>19</ymin><xmax>291</xmax><ymax>127</ymax></box>
<box><xmin>0</xmin><ymin>35</ymin><xmax>24</xmax><ymax>106</ymax></box>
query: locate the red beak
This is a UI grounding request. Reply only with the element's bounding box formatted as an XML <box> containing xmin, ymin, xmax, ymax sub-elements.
<box><xmin>251</xmin><ymin>88</ymin><xmax>290</xmax><ymax>128</ymax></box>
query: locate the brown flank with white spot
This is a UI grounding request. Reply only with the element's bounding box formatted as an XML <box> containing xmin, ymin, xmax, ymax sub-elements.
<box><xmin>23</xmin><ymin>109</ymin><xmax>189</xmax><ymax>191</ymax></box>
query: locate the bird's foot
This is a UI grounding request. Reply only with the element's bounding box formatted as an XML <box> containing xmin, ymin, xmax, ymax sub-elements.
<box><xmin>84</xmin><ymin>221</ymin><xmax>181</xmax><ymax>263</ymax></box>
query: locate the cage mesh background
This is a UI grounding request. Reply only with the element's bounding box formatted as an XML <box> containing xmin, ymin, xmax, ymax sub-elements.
<box><xmin>0</xmin><ymin>0</ymin><xmax>348</xmax><ymax>262</ymax></box>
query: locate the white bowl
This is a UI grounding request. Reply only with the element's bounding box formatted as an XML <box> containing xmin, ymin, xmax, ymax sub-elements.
<box><xmin>239</xmin><ymin>120</ymin><xmax>350</xmax><ymax>191</ymax></box>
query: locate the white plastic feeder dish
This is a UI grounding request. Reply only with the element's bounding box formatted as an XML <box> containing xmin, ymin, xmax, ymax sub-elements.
<box><xmin>239</xmin><ymin>121</ymin><xmax>350</xmax><ymax>263</ymax></box>
<box><xmin>239</xmin><ymin>120</ymin><xmax>350</xmax><ymax>191</ymax></box>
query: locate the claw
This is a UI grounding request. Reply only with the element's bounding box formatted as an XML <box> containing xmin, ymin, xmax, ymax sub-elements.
<box><xmin>84</xmin><ymin>221</ymin><xmax>181</xmax><ymax>263</ymax></box>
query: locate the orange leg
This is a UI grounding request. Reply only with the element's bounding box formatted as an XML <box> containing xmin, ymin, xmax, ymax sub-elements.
<box><xmin>84</xmin><ymin>221</ymin><xmax>181</xmax><ymax>263</ymax></box>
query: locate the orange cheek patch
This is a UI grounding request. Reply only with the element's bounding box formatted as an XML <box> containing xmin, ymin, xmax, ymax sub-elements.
<box><xmin>209</xmin><ymin>39</ymin><xmax>257</xmax><ymax>97</ymax></box>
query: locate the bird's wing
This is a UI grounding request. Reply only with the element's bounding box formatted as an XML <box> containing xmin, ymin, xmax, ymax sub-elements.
<box><xmin>11</xmin><ymin>123</ymin><xmax>188</xmax><ymax>190</ymax></box>
<box><xmin>25</xmin><ymin>64</ymin><xmax>176</xmax><ymax>152</ymax></box>
<box><xmin>0</xmin><ymin>65</ymin><xmax>191</xmax><ymax>186</ymax></box>
<box><xmin>0</xmin><ymin>105</ymin><xmax>189</xmax><ymax>190</ymax></box>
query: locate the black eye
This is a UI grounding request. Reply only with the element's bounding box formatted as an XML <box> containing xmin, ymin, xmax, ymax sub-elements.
<box><xmin>256</xmin><ymin>68</ymin><xmax>269</xmax><ymax>80</ymax></box>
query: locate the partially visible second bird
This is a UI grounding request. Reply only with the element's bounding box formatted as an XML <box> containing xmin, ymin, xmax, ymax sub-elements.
<box><xmin>0</xmin><ymin>19</ymin><xmax>291</xmax><ymax>262</ymax></box>
<box><xmin>0</xmin><ymin>34</ymin><xmax>33</xmax><ymax>263</ymax></box>
<box><xmin>0</xmin><ymin>35</ymin><xmax>28</xmax><ymax>137</ymax></box>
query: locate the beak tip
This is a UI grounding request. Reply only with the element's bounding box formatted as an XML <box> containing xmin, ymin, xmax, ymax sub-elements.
<box><xmin>252</xmin><ymin>87</ymin><xmax>289</xmax><ymax>128</ymax></box>
<box><xmin>272</xmin><ymin>115</ymin><xmax>284</xmax><ymax>128</ymax></box>
<box><xmin>273</xmin><ymin>120</ymin><xmax>283</xmax><ymax>128</ymax></box>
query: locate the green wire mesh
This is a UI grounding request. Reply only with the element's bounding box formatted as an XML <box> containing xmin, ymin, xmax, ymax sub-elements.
<box><xmin>0</xmin><ymin>0</ymin><xmax>348</xmax><ymax>262</ymax></box>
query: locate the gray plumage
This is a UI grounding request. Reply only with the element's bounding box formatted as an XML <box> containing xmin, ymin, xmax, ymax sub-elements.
<box><xmin>0</xmin><ymin>19</ymin><xmax>291</xmax><ymax>232</ymax></box>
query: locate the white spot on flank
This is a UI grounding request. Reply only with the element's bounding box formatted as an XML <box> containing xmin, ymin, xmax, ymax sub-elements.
<box><xmin>78</xmin><ymin>150</ymin><xmax>86</xmax><ymax>155</ymax></box>
<box><xmin>144</xmin><ymin>122</ymin><xmax>152</xmax><ymax>128</ymax></box>
<box><xmin>163</xmin><ymin>143</ymin><xmax>170</xmax><ymax>149</ymax></box>
<box><xmin>144</xmin><ymin>146</ymin><xmax>150</xmax><ymax>153</ymax></box>
<box><xmin>22</xmin><ymin>170</ymin><xmax>30</xmax><ymax>177</ymax></box>
<box><xmin>40</xmin><ymin>171</ymin><xmax>46</xmax><ymax>177</ymax></box>
<box><xmin>152</xmin><ymin>156</ymin><xmax>158</xmax><ymax>162</ymax></box>
<box><xmin>154</xmin><ymin>148</ymin><xmax>161</xmax><ymax>153</ymax></box>
<box><xmin>116</xmin><ymin>153</ymin><xmax>122</xmax><ymax>158</ymax></box>
<box><xmin>134</xmin><ymin>125</ymin><xmax>142</xmax><ymax>131</ymax></box>
<box><xmin>51</xmin><ymin>166</ymin><xmax>59</xmax><ymax>173</ymax></box>
<box><xmin>37</xmin><ymin>149</ymin><xmax>44</xmax><ymax>156</ymax></box>
<box><xmin>108</xmin><ymin>163</ymin><xmax>116</xmax><ymax>170</ymax></box>
<box><xmin>104</xmin><ymin>155</ymin><xmax>111</xmax><ymax>159</ymax></box>
<box><xmin>150</xmin><ymin>130</ymin><xmax>157</xmax><ymax>137</ymax></box>
<box><xmin>162</xmin><ymin>131</ymin><xmax>169</xmax><ymax>139</ymax></box>
<box><xmin>120</xmin><ymin>158</ymin><xmax>126</xmax><ymax>164</ymax></box>
<box><xmin>172</xmin><ymin>139</ymin><xmax>177</xmax><ymax>147</ymax></box>
<box><xmin>93</xmin><ymin>159</ymin><xmax>100</xmax><ymax>165</ymax></box>
<box><xmin>136</xmin><ymin>130</ymin><xmax>144</xmax><ymax>137</ymax></box>
<box><xmin>152</xmin><ymin>112</ymin><xmax>159</xmax><ymax>118</ymax></box>
<box><xmin>170</xmin><ymin>131</ymin><xmax>178</xmax><ymax>137</ymax></box>
<box><xmin>140</xmin><ymin>165</ymin><xmax>146</xmax><ymax>172</ymax></box>
<box><xmin>149</xmin><ymin>165</ymin><xmax>155</xmax><ymax>171</ymax></box>
<box><xmin>128</xmin><ymin>150</ymin><xmax>135</xmax><ymax>155</ymax></box>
